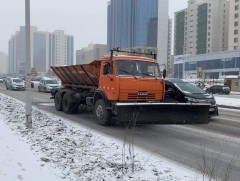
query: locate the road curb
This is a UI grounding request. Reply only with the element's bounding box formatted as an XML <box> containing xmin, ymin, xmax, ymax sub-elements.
<box><xmin>218</xmin><ymin>105</ymin><xmax>240</xmax><ymax>110</ymax></box>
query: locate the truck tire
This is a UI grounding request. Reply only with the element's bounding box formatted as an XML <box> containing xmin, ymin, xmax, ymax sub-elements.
<box><xmin>62</xmin><ymin>93</ymin><xmax>78</xmax><ymax>114</ymax></box>
<box><xmin>94</xmin><ymin>99</ymin><xmax>111</xmax><ymax>126</ymax></box>
<box><xmin>55</xmin><ymin>91</ymin><xmax>63</xmax><ymax>111</ymax></box>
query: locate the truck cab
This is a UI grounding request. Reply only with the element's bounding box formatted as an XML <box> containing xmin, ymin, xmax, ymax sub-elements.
<box><xmin>98</xmin><ymin>55</ymin><xmax>165</xmax><ymax>102</ymax></box>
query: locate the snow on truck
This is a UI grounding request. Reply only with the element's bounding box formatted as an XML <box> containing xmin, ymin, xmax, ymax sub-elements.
<box><xmin>50</xmin><ymin>48</ymin><xmax>210</xmax><ymax>126</ymax></box>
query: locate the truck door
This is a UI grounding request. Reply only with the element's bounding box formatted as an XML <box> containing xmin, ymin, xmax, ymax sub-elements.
<box><xmin>99</xmin><ymin>61</ymin><xmax>118</xmax><ymax>100</ymax></box>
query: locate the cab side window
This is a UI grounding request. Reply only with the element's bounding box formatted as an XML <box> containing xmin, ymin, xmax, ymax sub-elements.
<box><xmin>103</xmin><ymin>62</ymin><xmax>113</xmax><ymax>75</ymax></box>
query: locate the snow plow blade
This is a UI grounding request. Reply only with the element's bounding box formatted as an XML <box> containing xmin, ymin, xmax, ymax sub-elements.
<box><xmin>115</xmin><ymin>102</ymin><xmax>210</xmax><ymax>124</ymax></box>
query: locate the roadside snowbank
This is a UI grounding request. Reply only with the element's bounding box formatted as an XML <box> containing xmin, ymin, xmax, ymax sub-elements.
<box><xmin>0</xmin><ymin>93</ymin><xmax>201</xmax><ymax>181</ymax></box>
<box><xmin>215</xmin><ymin>96</ymin><xmax>240</xmax><ymax>108</ymax></box>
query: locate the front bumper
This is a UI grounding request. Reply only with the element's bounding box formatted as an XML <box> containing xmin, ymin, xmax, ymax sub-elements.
<box><xmin>12</xmin><ymin>86</ymin><xmax>26</xmax><ymax>90</ymax></box>
<box><xmin>114</xmin><ymin>102</ymin><xmax>211</xmax><ymax>124</ymax></box>
<box><xmin>209</xmin><ymin>105</ymin><xmax>218</xmax><ymax>116</ymax></box>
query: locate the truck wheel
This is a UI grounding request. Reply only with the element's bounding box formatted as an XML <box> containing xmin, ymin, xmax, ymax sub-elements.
<box><xmin>94</xmin><ymin>99</ymin><xmax>111</xmax><ymax>126</ymax></box>
<box><xmin>55</xmin><ymin>91</ymin><xmax>63</xmax><ymax>111</ymax></box>
<box><xmin>62</xmin><ymin>93</ymin><xmax>78</xmax><ymax>114</ymax></box>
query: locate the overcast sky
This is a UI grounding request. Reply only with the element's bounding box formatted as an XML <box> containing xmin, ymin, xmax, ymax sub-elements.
<box><xmin>0</xmin><ymin>0</ymin><xmax>188</xmax><ymax>54</ymax></box>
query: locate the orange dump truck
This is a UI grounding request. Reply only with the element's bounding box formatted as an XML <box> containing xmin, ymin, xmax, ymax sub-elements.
<box><xmin>51</xmin><ymin>48</ymin><xmax>210</xmax><ymax>125</ymax></box>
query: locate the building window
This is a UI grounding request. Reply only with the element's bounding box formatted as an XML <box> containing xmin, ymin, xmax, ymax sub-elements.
<box><xmin>236</xmin><ymin>0</ymin><xmax>239</xmax><ymax>2</ymax></box>
<box><xmin>235</xmin><ymin>21</ymin><xmax>239</xmax><ymax>27</ymax></box>
<box><xmin>235</xmin><ymin>81</ymin><xmax>239</xmax><ymax>87</ymax></box>
<box><xmin>235</xmin><ymin>5</ymin><xmax>239</xmax><ymax>10</ymax></box>
<box><xmin>234</xmin><ymin>29</ymin><xmax>238</xmax><ymax>35</ymax></box>
<box><xmin>234</xmin><ymin>46</ymin><xmax>238</xmax><ymax>50</ymax></box>
<box><xmin>208</xmin><ymin>38</ymin><xmax>210</xmax><ymax>41</ymax></box>
<box><xmin>235</xmin><ymin>13</ymin><xmax>239</xmax><ymax>18</ymax></box>
<box><xmin>234</xmin><ymin>38</ymin><xmax>238</xmax><ymax>43</ymax></box>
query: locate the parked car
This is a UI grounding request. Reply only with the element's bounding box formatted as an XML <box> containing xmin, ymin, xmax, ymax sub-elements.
<box><xmin>5</xmin><ymin>77</ymin><xmax>26</xmax><ymax>91</ymax></box>
<box><xmin>0</xmin><ymin>77</ymin><xmax>7</xmax><ymax>84</ymax></box>
<box><xmin>164</xmin><ymin>78</ymin><xmax>218</xmax><ymax>117</ymax></box>
<box><xmin>38</xmin><ymin>77</ymin><xmax>59</xmax><ymax>92</ymax></box>
<box><xmin>206</xmin><ymin>85</ymin><xmax>230</xmax><ymax>95</ymax></box>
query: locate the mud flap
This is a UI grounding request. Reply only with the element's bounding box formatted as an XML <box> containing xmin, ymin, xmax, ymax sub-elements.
<box><xmin>115</xmin><ymin>103</ymin><xmax>210</xmax><ymax>124</ymax></box>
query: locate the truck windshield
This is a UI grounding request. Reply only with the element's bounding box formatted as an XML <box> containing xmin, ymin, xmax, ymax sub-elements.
<box><xmin>116</xmin><ymin>60</ymin><xmax>160</xmax><ymax>77</ymax></box>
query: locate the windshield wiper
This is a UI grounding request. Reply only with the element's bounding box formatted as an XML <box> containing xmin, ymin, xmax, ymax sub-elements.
<box><xmin>141</xmin><ymin>72</ymin><xmax>158</xmax><ymax>79</ymax></box>
<box><xmin>141</xmin><ymin>72</ymin><xmax>153</xmax><ymax>77</ymax></box>
<box><xmin>119</xmin><ymin>70</ymin><xmax>137</xmax><ymax>79</ymax></box>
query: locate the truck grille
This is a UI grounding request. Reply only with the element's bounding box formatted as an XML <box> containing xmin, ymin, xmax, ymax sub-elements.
<box><xmin>119</xmin><ymin>91</ymin><xmax>160</xmax><ymax>101</ymax></box>
<box><xmin>128</xmin><ymin>93</ymin><xmax>155</xmax><ymax>100</ymax></box>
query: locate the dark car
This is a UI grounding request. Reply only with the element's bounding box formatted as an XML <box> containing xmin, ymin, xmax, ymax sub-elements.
<box><xmin>22</xmin><ymin>78</ymin><xmax>34</xmax><ymax>88</ymax></box>
<box><xmin>164</xmin><ymin>78</ymin><xmax>218</xmax><ymax>117</ymax></box>
<box><xmin>206</xmin><ymin>85</ymin><xmax>230</xmax><ymax>95</ymax></box>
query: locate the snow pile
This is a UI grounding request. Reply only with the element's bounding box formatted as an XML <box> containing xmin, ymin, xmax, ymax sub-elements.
<box><xmin>0</xmin><ymin>93</ymin><xmax>201</xmax><ymax>181</ymax></box>
<box><xmin>215</xmin><ymin>96</ymin><xmax>240</xmax><ymax>108</ymax></box>
<box><xmin>0</xmin><ymin>117</ymin><xmax>62</xmax><ymax>181</ymax></box>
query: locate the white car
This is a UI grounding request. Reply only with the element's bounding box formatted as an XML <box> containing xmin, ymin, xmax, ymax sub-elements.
<box><xmin>38</xmin><ymin>77</ymin><xmax>59</xmax><ymax>92</ymax></box>
<box><xmin>6</xmin><ymin>77</ymin><xmax>26</xmax><ymax>91</ymax></box>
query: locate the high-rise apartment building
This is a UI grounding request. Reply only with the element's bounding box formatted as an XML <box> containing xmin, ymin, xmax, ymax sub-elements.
<box><xmin>8</xmin><ymin>26</ymin><xmax>37</xmax><ymax>74</ymax></box>
<box><xmin>167</xmin><ymin>18</ymin><xmax>173</xmax><ymax>76</ymax></box>
<box><xmin>157</xmin><ymin>0</ymin><xmax>170</xmax><ymax>71</ymax></box>
<box><xmin>107</xmin><ymin>0</ymin><xmax>158</xmax><ymax>50</ymax></box>
<box><xmin>8</xmin><ymin>27</ymin><xmax>74</xmax><ymax>74</ymax></box>
<box><xmin>76</xmin><ymin>44</ymin><xmax>107</xmax><ymax>64</ymax></box>
<box><xmin>49</xmin><ymin>30</ymin><xmax>74</xmax><ymax>66</ymax></box>
<box><xmin>0</xmin><ymin>52</ymin><xmax>8</xmax><ymax>74</ymax></box>
<box><xmin>33</xmin><ymin>31</ymin><xmax>50</xmax><ymax>73</ymax></box>
<box><xmin>228</xmin><ymin>0</ymin><xmax>240</xmax><ymax>50</ymax></box>
<box><xmin>174</xmin><ymin>0</ymin><xmax>229</xmax><ymax>56</ymax></box>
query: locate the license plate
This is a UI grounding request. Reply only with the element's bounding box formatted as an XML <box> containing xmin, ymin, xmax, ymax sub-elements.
<box><xmin>209</xmin><ymin>108</ymin><xmax>214</xmax><ymax>112</ymax></box>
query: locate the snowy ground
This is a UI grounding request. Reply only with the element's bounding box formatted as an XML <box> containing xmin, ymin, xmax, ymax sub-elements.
<box><xmin>0</xmin><ymin>92</ymin><xmax>239</xmax><ymax>181</ymax></box>
<box><xmin>215</xmin><ymin>94</ymin><xmax>240</xmax><ymax>108</ymax></box>
<box><xmin>0</xmin><ymin>92</ymin><xmax>203</xmax><ymax>181</ymax></box>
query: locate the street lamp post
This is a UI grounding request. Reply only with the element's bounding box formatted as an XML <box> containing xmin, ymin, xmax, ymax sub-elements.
<box><xmin>25</xmin><ymin>0</ymin><xmax>32</xmax><ymax>127</ymax></box>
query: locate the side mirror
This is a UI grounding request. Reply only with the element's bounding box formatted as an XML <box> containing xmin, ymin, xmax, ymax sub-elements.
<box><xmin>163</xmin><ymin>69</ymin><xmax>166</xmax><ymax>79</ymax></box>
